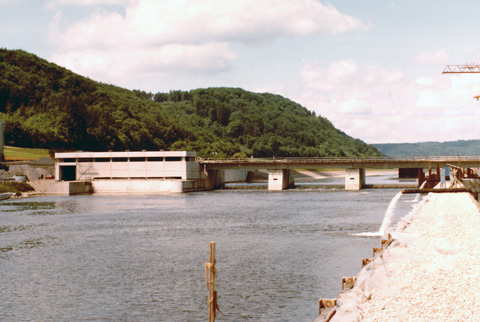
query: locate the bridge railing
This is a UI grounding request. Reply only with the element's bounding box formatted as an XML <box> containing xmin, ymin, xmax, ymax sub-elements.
<box><xmin>197</xmin><ymin>156</ymin><xmax>480</xmax><ymax>163</ymax></box>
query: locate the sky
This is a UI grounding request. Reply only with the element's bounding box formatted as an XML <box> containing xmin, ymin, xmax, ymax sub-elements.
<box><xmin>2</xmin><ymin>0</ymin><xmax>480</xmax><ymax>144</ymax></box>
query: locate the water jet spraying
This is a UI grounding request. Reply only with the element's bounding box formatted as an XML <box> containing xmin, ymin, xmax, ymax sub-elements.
<box><xmin>379</xmin><ymin>191</ymin><xmax>403</xmax><ymax>237</ymax></box>
<box><xmin>353</xmin><ymin>191</ymin><xmax>404</xmax><ymax>237</ymax></box>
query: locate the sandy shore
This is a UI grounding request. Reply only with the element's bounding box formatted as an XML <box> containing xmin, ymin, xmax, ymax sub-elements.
<box><xmin>330</xmin><ymin>192</ymin><xmax>480</xmax><ymax>321</ymax></box>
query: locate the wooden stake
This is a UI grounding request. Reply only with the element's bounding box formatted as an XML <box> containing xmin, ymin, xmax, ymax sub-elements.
<box><xmin>341</xmin><ymin>276</ymin><xmax>356</xmax><ymax>290</ymax></box>
<box><xmin>206</xmin><ymin>242</ymin><xmax>216</xmax><ymax>322</ymax></box>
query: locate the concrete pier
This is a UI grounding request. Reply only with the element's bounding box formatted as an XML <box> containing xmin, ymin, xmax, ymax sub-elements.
<box><xmin>268</xmin><ymin>169</ymin><xmax>295</xmax><ymax>190</ymax></box>
<box><xmin>345</xmin><ymin>168</ymin><xmax>366</xmax><ymax>190</ymax></box>
<box><xmin>204</xmin><ymin>169</ymin><xmax>225</xmax><ymax>190</ymax></box>
<box><xmin>325</xmin><ymin>192</ymin><xmax>480</xmax><ymax>321</ymax></box>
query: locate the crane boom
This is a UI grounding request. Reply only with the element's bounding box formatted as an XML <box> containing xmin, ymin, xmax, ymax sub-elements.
<box><xmin>443</xmin><ymin>62</ymin><xmax>480</xmax><ymax>99</ymax></box>
<box><xmin>443</xmin><ymin>63</ymin><xmax>480</xmax><ymax>73</ymax></box>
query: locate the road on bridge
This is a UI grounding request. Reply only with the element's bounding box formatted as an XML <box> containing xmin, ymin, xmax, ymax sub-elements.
<box><xmin>198</xmin><ymin>156</ymin><xmax>480</xmax><ymax>171</ymax></box>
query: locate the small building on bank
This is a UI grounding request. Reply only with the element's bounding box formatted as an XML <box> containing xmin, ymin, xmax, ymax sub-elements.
<box><xmin>55</xmin><ymin>151</ymin><xmax>199</xmax><ymax>181</ymax></box>
<box><xmin>51</xmin><ymin>151</ymin><xmax>212</xmax><ymax>194</ymax></box>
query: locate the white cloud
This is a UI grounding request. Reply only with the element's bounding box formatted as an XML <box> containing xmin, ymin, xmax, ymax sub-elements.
<box><xmin>53</xmin><ymin>9</ymin><xmax>128</xmax><ymax>49</ymax></box>
<box><xmin>51</xmin><ymin>0</ymin><xmax>369</xmax><ymax>49</ymax></box>
<box><xmin>301</xmin><ymin>60</ymin><xmax>358</xmax><ymax>91</ymax></box>
<box><xmin>363</xmin><ymin>66</ymin><xmax>404</xmax><ymax>85</ymax></box>
<box><xmin>289</xmin><ymin>60</ymin><xmax>480</xmax><ymax>143</ymax></box>
<box><xmin>415</xmin><ymin>76</ymin><xmax>433</xmax><ymax>86</ymax></box>
<box><xmin>414</xmin><ymin>50</ymin><xmax>450</xmax><ymax>65</ymax></box>
<box><xmin>295</xmin><ymin>61</ymin><xmax>408</xmax><ymax>140</ymax></box>
<box><xmin>52</xmin><ymin>42</ymin><xmax>237</xmax><ymax>82</ymax></box>
<box><xmin>416</xmin><ymin>89</ymin><xmax>441</xmax><ymax>108</ymax></box>
<box><xmin>0</xmin><ymin>0</ymin><xmax>24</xmax><ymax>5</ymax></box>
<box><xmin>46</xmin><ymin>0</ymin><xmax>369</xmax><ymax>90</ymax></box>
<box><xmin>338</xmin><ymin>99</ymin><xmax>371</xmax><ymax>114</ymax></box>
<box><xmin>49</xmin><ymin>0</ymin><xmax>131</xmax><ymax>5</ymax></box>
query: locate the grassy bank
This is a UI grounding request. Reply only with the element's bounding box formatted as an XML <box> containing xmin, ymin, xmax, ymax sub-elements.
<box><xmin>4</xmin><ymin>146</ymin><xmax>50</xmax><ymax>160</ymax></box>
<box><xmin>0</xmin><ymin>182</ymin><xmax>35</xmax><ymax>194</ymax></box>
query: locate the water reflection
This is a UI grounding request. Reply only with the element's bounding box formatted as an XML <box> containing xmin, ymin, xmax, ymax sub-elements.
<box><xmin>0</xmin><ymin>201</ymin><xmax>56</xmax><ymax>213</ymax></box>
<box><xmin>0</xmin><ymin>245</ymin><xmax>13</xmax><ymax>252</ymax></box>
<box><xmin>0</xmin><ymin>223</ymin><xmax>40</xmax><ymax>233</ymax></box>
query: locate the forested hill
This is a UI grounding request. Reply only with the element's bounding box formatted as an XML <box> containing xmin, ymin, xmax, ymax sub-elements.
<box><xmin>0</xmin><ymin>49</ymin><xmax>382</xmax><ymax>158</ymax></box>
<box><xmin>374</xmin><ymin>140</ymin><xmax>480</xmax><ymax>157</ymax></box>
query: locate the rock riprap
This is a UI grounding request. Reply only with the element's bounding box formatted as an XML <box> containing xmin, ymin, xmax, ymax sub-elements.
<box><xmin>331</xmin><ymin>193</ymin><xmax>480</xmax><ymax>322</ymax></box>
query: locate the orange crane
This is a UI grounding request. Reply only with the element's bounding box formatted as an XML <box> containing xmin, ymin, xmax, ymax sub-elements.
<box><xmin>442</xmin><ymin>63</ymin><xmax>480</xmax><ymax>100</ymax></box>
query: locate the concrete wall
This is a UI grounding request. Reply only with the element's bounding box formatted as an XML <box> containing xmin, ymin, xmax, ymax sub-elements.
<box><xmin>29</xmin><ymin>180</ymin><xmax>92</xmax><ymax>195</ymax></box>
<box><xmin>91</xmin><ymin>179</ymin><xmax>173</xmax><ymax>193</ymax></box>
<box><xmin>31</xmin><ymin>179</ymin><xmax>205</xmax><ymax>194</ymax></box>
<box><xmin>91</xmin><ymin>179</ymin><xmax>206</xmax><ymax>193</ymax></box>
<box><xmin>69</xmin><ymin>181</ymin><xmax>93</xmax><ymax>195</ymax></box>
<box><xmin>224</xmin><ymin>170</ymin><xmax>248</xmax><ymax>182</ymax></box>
<box><xmin>74</xmin><ymin>160</ymin><xmax>199</xmax><ymax>180</ymax></box>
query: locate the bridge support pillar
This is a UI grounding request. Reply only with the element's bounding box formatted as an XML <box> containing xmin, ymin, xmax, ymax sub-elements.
<box><xmin>345</xmin><ymin>168</ymin><xmax>365</xmax><ymax>190</ymax></box>
<box><xmin>205</xmin><ymin>169</ymin><xmax>225</xmax><ymax>190</ymax></box>
<box><xmin>268</xmin><ymin>169</ymin><xmax>295</xmax><ymax>191</ymax></box>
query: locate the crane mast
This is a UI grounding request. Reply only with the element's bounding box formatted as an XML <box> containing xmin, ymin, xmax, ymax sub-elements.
<box><xmin>443</xmin><ymin>62</ymin><xmax>480</xmax><ymax>100</ymax></box>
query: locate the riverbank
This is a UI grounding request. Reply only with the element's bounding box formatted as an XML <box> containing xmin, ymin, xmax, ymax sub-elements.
<box><xmin>0</xmin><ymin>182</ymin><xmax>35</xmax><ymax>194</ymax></box>
<box><xmin>329</xmin><ymin>192</ymin><xmax>480</xmax><ymax>321</ymax></box>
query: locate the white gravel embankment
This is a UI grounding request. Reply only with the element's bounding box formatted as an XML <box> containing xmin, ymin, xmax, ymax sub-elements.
<box><xmin>330</xmin><ymin>192</ymin><xmax>480</xmax><ymax>322</ymax></box>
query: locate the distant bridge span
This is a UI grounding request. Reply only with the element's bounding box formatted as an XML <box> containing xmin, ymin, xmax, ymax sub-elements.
<box><xmin>198</xmin><ymin>156</ymin><xmax>480</xmax><ymax>190</ymax></box>
<box><xmin>199</xmin><ymin>156</ymin><xmax>480</xmax><ymax>170</ymax></box>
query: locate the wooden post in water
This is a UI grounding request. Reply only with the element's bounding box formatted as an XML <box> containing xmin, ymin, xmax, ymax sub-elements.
<box><xmin>206</xmin><ymin>241</ymin><xmax>217</xmax><ymax>322</ymax></box>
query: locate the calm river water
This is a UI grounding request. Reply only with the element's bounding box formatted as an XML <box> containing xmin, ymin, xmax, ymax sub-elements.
<box><xmin>0</xmin><ymin>181</ymin><xmax>417</xmax><ymax>321</ymax></box>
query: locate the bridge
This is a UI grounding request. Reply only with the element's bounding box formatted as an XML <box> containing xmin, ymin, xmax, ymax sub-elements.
<box><xmin>199</xmin><ymin>156</ymin><xmax>480</xmax><ymax>190</ymax></box>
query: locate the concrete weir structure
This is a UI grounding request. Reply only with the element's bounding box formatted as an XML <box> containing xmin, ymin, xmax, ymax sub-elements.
<box><xmin>200</xmin><ymin>156</ymin><xmax>480</xmax><ymax>191</ymax></box>
<box><xmin>49</xmin><ymin>154</ymin><xmax>480</xmax><ymax>193</ymax></box>
<box><xmin>53</xmin><ymin>151</ymin><xmax>208</xmax><ymax>194</ymax></box>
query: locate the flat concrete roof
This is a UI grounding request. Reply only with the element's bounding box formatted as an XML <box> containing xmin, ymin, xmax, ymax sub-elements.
<box><xmin>55</xmin><ymin>151</ymin><xmax>197</xmax><ymax>159</ymax></box>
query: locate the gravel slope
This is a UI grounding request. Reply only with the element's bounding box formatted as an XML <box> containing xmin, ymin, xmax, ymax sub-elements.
<box><xmin>330</xmin><ymin>192</ymin><xmax>480</xmax><ymax>321</ymax></box>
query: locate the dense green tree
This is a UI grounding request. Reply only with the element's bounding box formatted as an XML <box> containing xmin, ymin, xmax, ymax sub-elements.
<box><xmin>0</xmin><ymin>48</ymin><xmax>382</xmax><ymax>158</ymax></box>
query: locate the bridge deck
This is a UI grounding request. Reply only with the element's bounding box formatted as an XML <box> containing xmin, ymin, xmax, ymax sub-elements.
<box><xmin>199</xmin><ymin>156</ymin><xmax>480</xmax><ymax>170</ymax></box>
